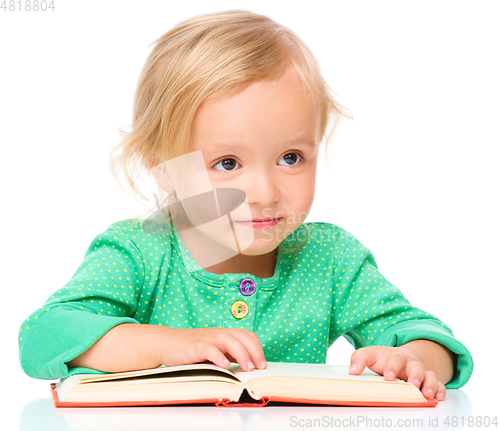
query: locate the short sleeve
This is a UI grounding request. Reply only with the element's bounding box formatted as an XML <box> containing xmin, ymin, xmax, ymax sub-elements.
<box><xmin>18</xmin><ymin>222</ymin><xmax>146</xmax><ymax>380</ymax></box>
<box><xmin>330</xmin><ymin>233</ymin><xmax>473</xmax><ymax>389</ymax></box>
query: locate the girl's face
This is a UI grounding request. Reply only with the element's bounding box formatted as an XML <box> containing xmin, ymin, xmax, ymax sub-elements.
<box><xmin>189</xmin><ymin>70</ymin><xmax>320</xmax><ymax>256</ymax></box>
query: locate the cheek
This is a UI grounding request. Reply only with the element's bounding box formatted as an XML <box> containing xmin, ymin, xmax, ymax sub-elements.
<box><xmin>284</xmin><ymin>174</ymin><xmax>316</xmax><ymax>220</ymax></box>
<box><xmin>297</xmin><ymin>168</ymin><xmax>317</xmax><ymax>205</ymax></box>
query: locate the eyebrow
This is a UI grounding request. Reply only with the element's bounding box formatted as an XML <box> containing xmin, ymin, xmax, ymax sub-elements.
<box><xmin>204</xmin><ymin>140</ymin><xmax>316</xmax><ymax>153</ymax></box>
<box><xmin>286</xmin><ymin>139</ymin><xmax>316</xmax><ymax>147</ymax></box>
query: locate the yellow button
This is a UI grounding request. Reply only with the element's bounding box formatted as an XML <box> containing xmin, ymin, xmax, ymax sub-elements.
<box><xmin>231</xmin><ymin>301</ymin><xmax>248</xmax><ymax>319</ymax></box>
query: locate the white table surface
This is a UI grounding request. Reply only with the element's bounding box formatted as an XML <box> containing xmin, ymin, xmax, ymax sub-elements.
<box><xmin>12</xmin><ymin>387</ymin><xmax>497</xmax><ymax>431</ymax></box>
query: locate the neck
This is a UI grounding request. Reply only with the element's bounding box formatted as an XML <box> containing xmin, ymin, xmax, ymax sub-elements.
<box><xmin>204</xmin><ymin>248</ymin><xmax>278</xmax><ymax>278</ymax></box>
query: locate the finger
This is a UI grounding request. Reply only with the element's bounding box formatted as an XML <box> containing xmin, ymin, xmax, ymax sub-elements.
<box><xmin>213</xmin><ymin>333</ymin><xmax>257</xmax><ymax>372</ymax></box>
<box><xmin>403</xmin><ymin>360</ymin><xmax>425</xmax><ymax>388</ymax></box>
<box><xmin>349</xmin><ymin>347</ymin><xmax>382</xmax><ymax>375</ymax></box>
<box><xmin>382</xmin><ymin>350</ymin><xmax>407</xmax><ymax>381</ymax></box>
<box><xmin>196</xmin><ymin>342</ymin><xmax>232</xmax><ymax>369</ymax></box>
<box><xmin>420</xmin><ymin>370</ymin><xmax>439</xmax><ymax>399</ymax></box>
<box><xmin>231</xmin><ymin>330</ymin><xmax>267</xmax><ymax>369</ymax></box>
<box><xmin>435</xmin><ymin>381</ymin><xmax>447</xmax><ymax>401</ymax></box>
<box><xmin>225</xmin><ymin>353</ymin><xmax>237</xmax><ymax>363</ymax></box>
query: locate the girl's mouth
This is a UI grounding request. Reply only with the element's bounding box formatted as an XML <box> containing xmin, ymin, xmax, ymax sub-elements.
<box><xmin>235</xmin><ymin>218</ymin><xmax>282</xmax><ymax>229</ymax></box>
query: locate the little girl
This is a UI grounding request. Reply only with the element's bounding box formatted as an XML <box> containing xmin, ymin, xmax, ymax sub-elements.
<box><xmin>19</xmin><ymin>10</ymin><xmax>472</xmax><ymax>402</ymax></box>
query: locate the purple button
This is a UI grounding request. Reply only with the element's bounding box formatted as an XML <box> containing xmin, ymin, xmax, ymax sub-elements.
<box><xmin>239</xmin><ymin>278</ymin><xmax>256</xmax><ymax>296</ymax></box>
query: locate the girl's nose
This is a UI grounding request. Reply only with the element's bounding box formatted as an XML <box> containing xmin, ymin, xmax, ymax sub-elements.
<box><xmin>244</xmin><ymin>169</ymin><xmax>280</xmax><ymax>207</ymax></box>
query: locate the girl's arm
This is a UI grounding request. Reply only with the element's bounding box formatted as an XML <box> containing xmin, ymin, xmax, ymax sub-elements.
<box><xmin>66</xmin><ymin>323</ymin><xmax>267</xmax><ymax>372</ymax></box>
<box><xmin>19</xmin><ymin>220</ymin><xmax>266</xmax><ymax>380</ymax></box>
<box><xmin>327</xmin><ymin>226</ymin><xmax>473</xmax><ymax>401</ymax></box>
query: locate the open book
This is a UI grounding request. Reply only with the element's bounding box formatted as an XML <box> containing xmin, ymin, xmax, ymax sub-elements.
<box><xmin>51</xmin><ymin>362</ymin><xmax>437</xmax><ymax>407</ymax></box>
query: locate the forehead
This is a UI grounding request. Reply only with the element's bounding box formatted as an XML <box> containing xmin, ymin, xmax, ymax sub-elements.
<box><xmin>191</xmin><ymin>73</ymin><xmax>320</xmax><ymax>150</ymax></box>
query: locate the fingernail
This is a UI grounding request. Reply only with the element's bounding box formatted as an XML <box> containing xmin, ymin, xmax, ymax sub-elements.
<box><xmin>260</xmin><ymin>360</ymin><xmax>267</xmax><ymax>369</ymax></box>
<box><xmin>247</xmin><ymin>361</ymin><xmax>255</xmax><ymax>370</ymax></box>
<box><xmin>436</xmin><ymin>392</ymin><xmax>444</xmax><ymax>401</ymax></box>
<box><xmin>413</xmin><ymin>379</ymin><xmax>420</xmax><ymax>387</ymax></box>
<box><xmin>387</xmin><ymin>371</ymin><xmax>395</xmax><ymax>379</ymax></box>
<box><xmin>221</xmin><ymin>357</ymin><xmax>230</xmax><ymax>367</ymax></box>
<box><xmin>426</xmin><ymin>389</ymin><xmax>433</xmax><ymax>397</ymax></box>
<box><xmin>349</xmin><ymin>364</ymin><xmax>356</xmax><ymax>373</ymax></box>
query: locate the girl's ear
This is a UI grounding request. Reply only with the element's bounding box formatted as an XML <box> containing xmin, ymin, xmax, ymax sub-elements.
<box><xmin>150</xmin><ymin>160</ymin><xmax>175</xmax><ymax>193</ymax></box>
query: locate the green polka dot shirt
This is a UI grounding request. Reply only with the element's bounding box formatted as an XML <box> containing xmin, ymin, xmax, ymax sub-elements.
<box><xmin>18</xmin><ymin>218</ymin><xmax>473</xmax><ymax>388</ymax></box>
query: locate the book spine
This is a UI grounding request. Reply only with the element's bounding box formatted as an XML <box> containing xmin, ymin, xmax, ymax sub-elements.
<box><xmin>216</xmin><ymin>397</ymin><xmax>270</xmax><ymax>407</ymax></box>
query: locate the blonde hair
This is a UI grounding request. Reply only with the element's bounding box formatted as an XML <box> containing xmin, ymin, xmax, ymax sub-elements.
<box><xmin>109</xmin><ymin>9</ymin><xmax>351</xmax><ymax>251</ymax></box>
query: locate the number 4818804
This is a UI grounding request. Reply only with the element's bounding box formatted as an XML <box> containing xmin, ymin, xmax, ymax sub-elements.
<box><xmin>1</xmin><ymin>1</ymin><xmax>55</xmax><ymax>12</ymax></box>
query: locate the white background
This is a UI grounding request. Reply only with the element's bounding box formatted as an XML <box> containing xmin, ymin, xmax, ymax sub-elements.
<box><xmin>1</xmin><ymin>0</ymin><xmax>499</xmax><ymax>428</ymax></box>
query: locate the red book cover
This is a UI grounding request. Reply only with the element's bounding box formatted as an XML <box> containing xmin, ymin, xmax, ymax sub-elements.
<box><xmin>50</xmin><ymin>384</ymin><xmax>437</xmax><ymax>408</ymax></box>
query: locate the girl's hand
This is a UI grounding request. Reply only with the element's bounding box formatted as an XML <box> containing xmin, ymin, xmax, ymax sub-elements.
<box><xmin>349</xmin><ymin>344</ymin><xmax>450</xmax><ymax>401</ymax></box>
<box><xmin>158</xmin><ymin>327</ymin><xmax>267</xmax><ymax>372</ymax></box>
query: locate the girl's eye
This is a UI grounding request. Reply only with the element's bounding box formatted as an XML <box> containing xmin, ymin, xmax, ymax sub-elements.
<box><xmin>278</xmin><ymin>152</ymin><xmax>303</xmax><ymax>166</ymax></box>
<box><xmin>213</xmin><ymin>152</ymin><xmax>303</xmax><ymax>172</ymax></box>
<box><xmin>214</xmin><ymin>158</ymin><xmax>240</xmax><ymax>172</ymax></box>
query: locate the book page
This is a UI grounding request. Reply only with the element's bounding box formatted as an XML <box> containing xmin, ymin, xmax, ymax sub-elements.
<box><xmin>73</xmin><ymin>363</ymin><xmax>238</xmax><ymax>384</ymax></box>
<box><xmin>229</xmin><ymin>362</ymin><xmax>404</xmax><ymax>385</ymax></box>
<box><xmin>56</xmin><ymin>363</ymin><xmax>242</xmax><ymax>402</ymax></box>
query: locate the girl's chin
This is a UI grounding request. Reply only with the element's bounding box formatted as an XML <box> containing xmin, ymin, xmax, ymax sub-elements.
<box><xmin>238</xmin><ymin>235</ymin><xmax>282</xmax><ymax>254</ymax></box>
<box><xmin>194</xmin><ymin>223</ymin><xmax>285</xmax><ymax>251</ymax></box>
